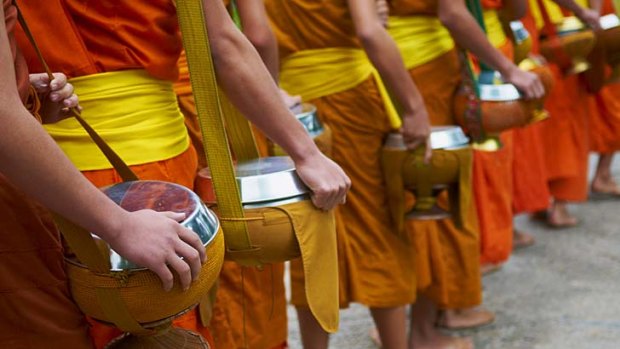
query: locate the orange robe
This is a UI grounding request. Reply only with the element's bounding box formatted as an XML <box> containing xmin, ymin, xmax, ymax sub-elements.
<box><xmin>389</xmin><ymin>0</ymin><xmax>483</xmax><ymax>309</ymax></box>
<box><xmin>588</xmin><ymin>83</ymin><xmax>620</xmax><ymax>153</ymax></box>
<box><xmin>526</xmin><ymin>3</ymin><xmax>590</xmax><ymax>202</ymax></box>
<box><xmin>474</xmin><ymin>0</ymin><xmax>515</xmax><ymax>265</ymax></box>
<box><xmin>0</xmin><ymin>2</ymin><xmax>93</xmax><ymax>347</ymax></box>
<box><xmin>267</xmin><ymin>0</ymin><xmax>417</xmax><ymax>309</ymax></box>
<box><xmin>16</xmin><ymin>1</ymin><xmax>214</xmax><ymax>347</ymax></box>
<box><xmin>175</xmin><ymin>53</ymin><xmax>289</xmax><ymax>349</ymax></box>
<box><xmin>512</xmin><ymin>10</ymin><xmax>552</xmax><ymax>214</ymax></box>
<box><xmin>587</xmin><ymin>1</ymin><xmax>620</xmax><ymax>155</ymax></box>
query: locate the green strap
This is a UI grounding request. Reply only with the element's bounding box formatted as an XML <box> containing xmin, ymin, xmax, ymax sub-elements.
<box><xmin>229</xmin><ymin>0</ymin><xmax>243</xmax><ymax>29</ymax></box>
<box><xmin>613</xmin><ymin>0</ymin><xmax>620</xmax><ymax>15</ymax></box>
<box><xmin>176</xmin><ymin>0</ymin><xmax>260</xmax><ymax>265</ymax></box>
<box><xmin>465</xmin><ymin>0</ymin><xmax>494</xmax><ymax>73</ymax></box>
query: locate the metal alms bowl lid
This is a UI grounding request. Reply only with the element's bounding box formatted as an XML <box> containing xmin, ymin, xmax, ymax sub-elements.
<box><xmin>200</xmin><ymin>156</ymin><xmax>310</xmax><ymax>205</ymax></box>
<box><xmin>510</xmin><ymin>20</ymin><xmax>530</xmax><ymax>43</ymax></box>
<box><xmin>477</xmin><ymin>70</ymin><xmax>521</xmax><ymax>101</ymax></box>
<box><xmin>478</xmin><ymin>83</ymin><xmax>521</xmax><ymax>101</ymax></box>
<box><xmin>556</xmin><ymin>16</ymin><xmax>587</xmax><ymax>35</ymax></box>
<box><xmin>294</xmin><ymin>103</ymin><xmax>324</xmax><ymax>137</ymax></box>
<box><xmin>601</xmin><ymin>14</ymin><xmax>620</xmax><ymax>31</ymax></box>
<box><xmin>84</xmin><ymin>180</ymin><xmax>220</xmax><ymax>271</ymax></box>
<box><xmin>384</xmin><ymin>126</ymin><xmax>470</xmax><ymax>150</ymax></box>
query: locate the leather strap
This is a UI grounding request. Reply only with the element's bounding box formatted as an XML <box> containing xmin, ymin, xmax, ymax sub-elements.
<box><xmin>175</xmin><ymin>0</ymin><xmax>260</xmax><ymax>266</ymax></box>
<box><xmin>457</xmin><ymin>50</ymin><xmax>486</xmax><ymax>143</ymax></box>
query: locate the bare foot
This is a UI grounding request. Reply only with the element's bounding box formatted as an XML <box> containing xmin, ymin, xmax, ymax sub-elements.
<box><xmin>437</xmin><ymin>307</ymin><xmax>495</xmax><ymax>330</ymax></box>
<box><xmin>481</xmin><ymin>263</ymin><xmax>503</xmax><ymax>276</ymax></box>
<box><xmin>591</xmin><ymin>176</ymin><xmax>620</xmax><ymax>197</ymax></box>
<box><xmin>513</xmin><ymin>229</ymin><xmax>535</xmax><ymax>250</ymax></box>
<box><xmin>547</xmin><ymin>202</ymin><xmax>578</xmax><ymax>228</ymax></box>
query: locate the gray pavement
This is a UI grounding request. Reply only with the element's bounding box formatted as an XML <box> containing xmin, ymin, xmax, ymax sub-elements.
<box><xmin>286</xmin><ymin>155</ymin><xmax>620</xmax><ymax>349</ymax></box>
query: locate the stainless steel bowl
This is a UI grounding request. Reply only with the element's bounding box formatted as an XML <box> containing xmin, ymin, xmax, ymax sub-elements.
<box><xmin>384</xmin><ymin>126</ymin><xmax>470</xmax><ymax>150</ymax></box>
<box><xmin>556</xmin><ymin>16</ymin><xmax>587</xmax><ymax>35</ymax></box>
<box><xmin>478</xmin><ymin>83</ymin><xmax>521</xmax><ymax>101</ymax></box>
<box><xmin>510</xmin><ymin>20</ymin><xmax>530</xmax><ymax>44</ymax></box>
<box><xmin>295</xmin><ymin>103</ymin><xmax>325</xmax><ymax>138</ymax></box>
<box><xmin>88</xmin><ymin>181</ymin><xmax>220</xmax><ymax>271</ymax></box>
<box><xmin>199</xmin><ymin>156</ymin><xmax>310</xmax><ymax>206</ymax></box>
<box><xmin>601</xmin><ymin>14</ymin><xmax>620</xmax><ymax>30</ymax></box>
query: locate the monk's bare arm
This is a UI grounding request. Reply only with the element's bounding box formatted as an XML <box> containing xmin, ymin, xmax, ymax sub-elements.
<box><xmin>588</xmin><ymin>0</ymin><xmax>603</xmax><ymax>13</ymax></box>
<box><xmin>202</xmin><ymin>0</ymin><xmax>350</xmax><ymax>210</ymax></box>
<box><xmin>552</xmin><ymin>0</ymin><xmax>601</xmax><ymax>28</ymax></box>
<box><xmin>438</xmin><ymin>0</ymin><xmax>544</xmax><ymax>98</ymax></box>
<box><xmin>347</xmin><ymin>0</ymin><xmax>431</xmax><ymax>157</ymax></box>
<box><xmin>236</xmin><ymin>0</ymin><xmax>279</xmax><ymax>81</ymax></box>
<box><xmin>0</xmin><ymin>6</ymin><xmax>205</xmax><ymax>291</ymax></box>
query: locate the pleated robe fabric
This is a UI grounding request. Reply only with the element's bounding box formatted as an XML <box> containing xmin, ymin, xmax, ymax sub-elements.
<box><xmin>0</xmin><ymin>2</ymin><xmax>93</xmax><ymax>347</ymax></box>
<box><xmin>15</xmin><ymin>1</ymin><xmax>215</xmax><ymax>347</ymax></box>
<box><xmin>267</xmin><ymin>0</ymin><xmax>417</xmax><ymax>309</ymax></box>
<box><xmin>175</xmin><ymin>53</ymin><xmax>289</xmax><ymax>349</ymax></box>
<box><xmin>389</xmin><ymin>0</ymin><xmax>483</xmax><ymax>309</ymax></box>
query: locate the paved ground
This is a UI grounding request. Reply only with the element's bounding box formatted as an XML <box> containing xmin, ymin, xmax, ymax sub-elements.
<box><xmin>286</xmin><ymin>155</ymin><xmax>620</xmax><ymax>348</ymax></box>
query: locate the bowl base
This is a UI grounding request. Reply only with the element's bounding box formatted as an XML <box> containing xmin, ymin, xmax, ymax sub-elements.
<box><xmin>406</xmin><ymin>205</ymin><xmax>452</xmax><ymax>221</ymax></box>
<box><xmin>105</xmin><ymin>326</ymin><xmax>210</xmax><ymax>349</ymax></box>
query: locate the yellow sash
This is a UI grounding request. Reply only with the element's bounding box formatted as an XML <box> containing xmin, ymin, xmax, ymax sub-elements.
<box><xmin>45</xmin><ymin>69</ymin><xmax>190</xmax><ymax>170</ymax></box>
<box><xmin>483</xmin><ymin>9</ymin><xmax>509</xmax><ymax>48</ymax></box>
<box><xmin>387</xmin><ymin>16</ymin><xmax>455</xmax><ymax>69</ymax></box>
<box><xmin>279</xmin><ymin>47</ymin><xmax>402</xmax><ymax>129</ymax></box>
<box><xmin>529</xmin><ymin>0</ymin><xmax>567</xmax><ymax>29</ymax></box>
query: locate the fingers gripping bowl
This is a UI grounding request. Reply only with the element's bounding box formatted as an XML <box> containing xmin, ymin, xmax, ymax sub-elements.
<box><xmin>65</xmin><ymin>180</ymin><xmax>224</xmax><ymax>326</ymax></box>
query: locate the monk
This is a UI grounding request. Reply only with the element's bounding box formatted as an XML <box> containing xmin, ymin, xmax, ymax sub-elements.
<box><xmin>266</xmin><ymin>0</ymin><xmax>432</xmax><ymax>348</ymax></box>
<box><xmin>386</xmin><ymin>0</ymin><xmax>544</xmax><ymax>344</ymax></box>
<box><xmin>0</xmin><ymin>1</ymin><xmax>209</xmax><ymax>347</ymax></box>
<box><xmin>174</xmin><ymin>1</ymin><xmax>295</xmax><ymax>348</ymax></box>
<box><xmin>527</xmin><ymin>0</ymin><xmax>600</xmax><ymax>227</ymax></box>
<box><xmin>586</xmin><ymin>0</ymin><xmax>620</xmax><ymax>198</ymax></box>
<box><xmin>17</xmin><ymin>0</ymin><xmax>349</xmax><ymax>347</ymax></box>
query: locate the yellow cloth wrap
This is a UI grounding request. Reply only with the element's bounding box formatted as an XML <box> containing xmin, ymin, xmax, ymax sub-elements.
<box><xmin>529</xmin><ymin>0</ymin><xmax>566</xmax><ymax>29</ymax></box>
<box><xmin>45</xmin><ymin>69</ymin><xmax>190</xmax><ymax>170</ymax></box>
<box><xmin>387</xmin><ymin>16</ymin><xmax>455</xmax><ymax>70</ymax></box>
<box><xmin>483</xmin><ymin>9</ymin><xmax>508</xmax><ymax>48</ymax></box>
<box><xmin>279</xmin><ymin>48</ymin><xmax>402</xmax><ymax>129</ymax></box>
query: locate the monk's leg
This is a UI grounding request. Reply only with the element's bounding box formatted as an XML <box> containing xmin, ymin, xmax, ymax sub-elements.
<box><xmin>591</xmin><ymin>153</ymin><xmax>620</xmax><ymax>195</ymax></box>
<box><xmin>409</xmin><ymin>296</ymin><xmax>473</xmax><ymax>349</ymax></box>
<box><xmin>296</xmin><ymin>308</ymin><xmax>329</xmax><ymax>349</ymax></box>
<box><xmin>370</xmin><ymin>306</ymin><xmax>408</xmax><ymax>349</ymax></box>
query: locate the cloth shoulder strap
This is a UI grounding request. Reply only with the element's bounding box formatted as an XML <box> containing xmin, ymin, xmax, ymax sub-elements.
<box><xmin>175</xmin><ymin>0</ymin><xmax>262</xmax><ymax>265</ymax></box>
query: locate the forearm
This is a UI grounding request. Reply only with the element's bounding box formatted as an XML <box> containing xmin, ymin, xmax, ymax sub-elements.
<box><xmin>588</xmin><ymin>0</ymin><xmax>603</xmax><ymax>13</ymax></box>
<box><xmin>358</xmin><ymin>27</ymin><xmax>424</xmax><ymax>116</ymax></box>
<box><xmin>204</xmin><ymin>0</ymin><xmax>319</xmax><ymax>161</ymax></box>
<box><xmin>238</xmin><ymin>0</ymin><xmax>280</xmax><ymax>81</ymax></box>
<box><xmin>439</xmin><ymin>0</ymin><xmax>516</xmax><ymax>77</ymax></box>
<box><xmin>0</xmin><ymin>104</ymin><xmax>127</xmax><ymax>239</ymax></box>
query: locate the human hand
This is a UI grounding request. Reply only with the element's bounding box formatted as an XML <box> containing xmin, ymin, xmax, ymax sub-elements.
<box><xmin>294</xmin><ymin>152</ymin><xmax>351</xmax><ymax>211</ymax></box>
<box><xmin>104</xmin><ymin>210</ymin><xmax>207</xmax><ymax>292</ymax></box>
<box><xmin>29</xmin><ymin>72</ymin><xmax>81</xmax><ymax>124</ymax></box>
<box><xmin>503</xmin><ymin>66</ymin><xmax>545</xmax><ymax>99</ymax></box>
<box><xmin>279</xmin><ymin>88</ymin><xmax>302</xmax><ymax>112</ymax></box>
<box><xmin>376</xmin><ymin>0</ymin><xmax>389</xmax><ymax>28</ymax></box>
<box><xmin>401</xmin><ymin>107</ymin><xmax>432</xmax><ymax>163</ymax></box>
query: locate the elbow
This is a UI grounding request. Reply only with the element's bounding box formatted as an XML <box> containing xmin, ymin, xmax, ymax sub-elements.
<box><xmin>209</xmin><ymin>29</ymin><xmax>246</xmax><ymax>67</ymax></box>
<box><xmin>438</xmin><ymin>9</ymin><xmax>460</xmax><ymax>30</ymax></box>
<box><xmin>355</xmin><ymin>25</ymin><xmax>383</xmax><ymax>49</ymax></box>
<box><xmin>244</xmin><ymin>28</ymin><xmax>277</xmax><ymax>54</ymax></box>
